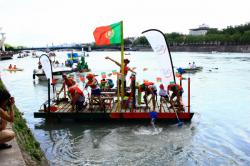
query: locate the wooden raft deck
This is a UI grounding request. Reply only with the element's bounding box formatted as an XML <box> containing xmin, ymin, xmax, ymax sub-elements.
<box><xmin>34</xmin><ymin>98</ymin><xmax>194</xmax><ymax>123</ymax></box>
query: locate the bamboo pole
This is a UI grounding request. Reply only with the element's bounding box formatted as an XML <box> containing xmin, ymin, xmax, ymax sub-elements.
<box><xmin>120</xmin><ymin>21</ymin><xmax>125</xmax><ymax>100</ymax></box>
<box><xmin>188</xmin><ymin>77</ymin><xmax>190</xmax><ymax>113</ymax></box>
<box><xmin>116</xmin><ymin>74</ymin><xmax>121</xmax><ymax>112</ymax></box>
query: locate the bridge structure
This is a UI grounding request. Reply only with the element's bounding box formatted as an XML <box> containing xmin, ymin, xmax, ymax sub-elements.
<box><xmin>16</xmin><ymin>45</ymin><xmax>137</xmax><ymax>52</ymax></box>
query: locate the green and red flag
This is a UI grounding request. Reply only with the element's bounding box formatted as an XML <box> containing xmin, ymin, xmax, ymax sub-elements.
<box><xmin>93</xmin><ymin>22</ymin><xmax>122</xmax><ymax>46</ymax></box>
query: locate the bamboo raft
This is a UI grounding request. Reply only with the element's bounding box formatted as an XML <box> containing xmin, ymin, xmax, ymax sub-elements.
<box><xmin>34</xmin><ymin>88</ymin><xmax>194</xmax><ymax>123</ymax></box>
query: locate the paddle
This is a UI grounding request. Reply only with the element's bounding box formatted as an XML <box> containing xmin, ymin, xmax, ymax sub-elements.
<box><xmin>171</xmin><ymin>103</ymin><xmax>183</xmax><ymax>127</ymax></box>
<box><xmin>149</xmin><ymin>111</ymin><xmax>157</xmax><ymax>125</ymax></box>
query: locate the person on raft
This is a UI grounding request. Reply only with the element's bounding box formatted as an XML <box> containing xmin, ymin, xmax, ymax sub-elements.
<box><xmin>13</xmin><ymin>65</ymin><xmax>17</xmax><ymax>70</ymax></box>
<box><xmin>68</xmin><ymin>86</ymin><xmax>85</xmax><ymax>112</ymax></box>
<box><xmin>138</xmin><ymin>81</ymin><xmax>157</xmax><ymax>111</ymax></box>
<box><xmin>84</xmin><ymin>73</ymin><xmax>103</xmax><ymax>109</ymax></box>
<box><xmin>105</xmin><ymin>56</ymin><xmax>136</xmax><ymax>93</ymax></box>
<box><xmin>100</xmin><ymin>78</ymin><xmax>114</xmax><ymax>91</ymax></box>
<box><xmin>167</xmin><ymin>83</ymin><xmax>184</xmax><ymax>111</ymax></box>
<box><xmin>159</xmin><ymin>84</ymin><xmax>169</xmax><ymax>102</ymax></box>
<box><xmin>57</xmin><ymin>74</ymin><xmax>76</xmax><ymax>98</ymax></box>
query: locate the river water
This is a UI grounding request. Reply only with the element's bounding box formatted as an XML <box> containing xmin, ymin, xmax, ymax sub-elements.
<box><xmin>0</xmin><ymin>51</ymin><xmax>250</xmax><ymax>165</ymax></box>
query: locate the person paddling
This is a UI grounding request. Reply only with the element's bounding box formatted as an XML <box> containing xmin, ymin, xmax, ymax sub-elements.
<box><xmin>57</xmin><ymin>74</ymin><xmax>76</xmax><ymax>98</ymax></box>
<box><xmin>8</xmin><ymin>64</ymin><xmax>12</xmax><ymax>70</ymax></box>
<box><xmin>138</xmin><ymin>81</ymin><xmax>157</xmax><ymax>111</ymax></box>
<box><xmin>167</xmin><ymin>83</ymin><xmax>184</xmax><ymax>111</ymax></box>
<box><xmin>68</xmin><ymin>86</ymin><xmax>85</xmax><ymax>112</ymax></box>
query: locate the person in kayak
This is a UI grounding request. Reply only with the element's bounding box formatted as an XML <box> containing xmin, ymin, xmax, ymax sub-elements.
<box><xmin>167</xmin><ymin>83</ymin><xmax>184</xmax><ymax>111</ymax></box>
<box><xmin>8</xmin><ymin>64</ymin><xmax>12</xmax><ymax>70</ymax></box>
<box><xmin>138</xmin><ymin>81</ymin><xmax>157</xmax><ymax>111</ymax></box>
<box><xmin>105</xmin><ymin>56</ymin><xmax>136</xmax><ymax>93</ymax></box>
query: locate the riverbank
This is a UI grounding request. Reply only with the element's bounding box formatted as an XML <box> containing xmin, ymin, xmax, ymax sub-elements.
<box><xmin>0</xmin><ymin>79</ymin><xmax>48</xmax><ymax>166</ymax></box>
<box><xmin>134</xmin><ymin>44</ymin><xmax>250</xmax><ymax>53</ymax></box>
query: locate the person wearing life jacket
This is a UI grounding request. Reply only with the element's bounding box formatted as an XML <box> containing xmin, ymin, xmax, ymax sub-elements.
<box><xmin>100</xmin><ymin>78</ymin><xmax>114</xmax><ymax>91</ymax></box>
<box><xmin>84</xmin><ymin>73</ymin><xmax>101</xmax><ymax>96</ymax></box>
<box><xmin>57</xmin><ymin>74</ymin><xmax>76</xmax><ymax>98</ymax></box>
<box><xmin>68</xmin><ymin>86</ymin><xmax>85</xmax><ymax>112</ymax></box>
<box><xmin>84</xmin><ymin>73</ymin><xmax>103</xmax><ymax>109</ymax></box>
<box><xmin>8</xmin><ymin>64</ymin><xmax>12</xmax><ymax>70</ymax></box>
<box><xmin>167</xmin><ymin>83</ymin><xmax>184</xmax><ymax>111</ymax></box>
<box><xmin>159</xmin><ymin>84</ymin><xmax>169</xmax><ymax>102</ymax></box>
<box><xmin>106</xmin><ymin>79</ymin><xmax>114</xmax><ymax>89</ymax></box>
<box><xmin>13</xmin><ymin>65</ymin><xmax>17</xmax><ymax>70</ymax></box>
<box><xmin>138</xmin><ymin>81</ymin><xmax>157</xmax><ymax>111</ymax></box>
<box><xmin>100</xmin><ymin>78</ymin><xmax>108</xmax><ymax>90</ymax></box>
<box><xmin>105</xmin><ymin>56</ymin><xmax>136</xmax><ymax>93</ymax></box>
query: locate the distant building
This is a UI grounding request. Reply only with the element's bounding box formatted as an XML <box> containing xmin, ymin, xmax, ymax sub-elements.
<box><xmin>189</xmin><ymin>24</ymin><xmax>212</xmax><ymax>36</ymax></box>
<box><xmin>0</xmin><ymin>27</ymin><xmax>6</xmax><ymax>51</ymax></box>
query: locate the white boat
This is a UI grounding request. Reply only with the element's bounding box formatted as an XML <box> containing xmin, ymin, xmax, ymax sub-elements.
<box><xmin>33</xmin><ymin>67</ymin><xmax>74</xmax><ymax>81</ymax></box>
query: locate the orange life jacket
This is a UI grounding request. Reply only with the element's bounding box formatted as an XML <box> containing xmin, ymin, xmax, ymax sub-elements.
<box><xmin>167</xmin><ymin>84</ymin><xmax>183</xmax><ymax>92</ymax></box>
<box><xmin>69</xmin><ymin>86</ymin><xmax>84</xmax><ymax>96</ymax></box>
<box><xmin>87</xmin><ymin>78</ymin><xmax>99</xmax><ymax>89</ymax></box>
<box><xmin>120</xmin><ymin>66</ymin><xmax>129</xmax><ymax>75</ymax></box>
<box><xmin>64</xmin><ymin>78</ymin><xmax>75</xmax><ymax>88</ymax></box>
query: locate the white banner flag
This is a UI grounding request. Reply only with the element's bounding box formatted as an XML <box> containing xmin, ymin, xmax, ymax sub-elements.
<box><xmin>142</xmin><ymin>29</ymin><xmax>176</xmax><ymax>86</ymax></box>
<box><xmin>39</xmin><ymin>54</ymin><xmax>53</xmax><ymax>84</ymax></box>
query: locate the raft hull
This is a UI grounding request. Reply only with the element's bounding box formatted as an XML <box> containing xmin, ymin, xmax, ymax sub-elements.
<box><xmin>34</xmin><ymin>111</ymin><xmax>194</xmax><ymax>124</ymax></box>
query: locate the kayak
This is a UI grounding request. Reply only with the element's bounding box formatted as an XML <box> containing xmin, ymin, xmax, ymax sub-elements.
<box><xmin>4</xmin><ymin>68</ymin><xmax>24</xmax><ymax>71</ymax></box>
<box><xmin>182</xmin><ymin>66</ymin><xmax>203</xmax><ymax>73</ymax></box>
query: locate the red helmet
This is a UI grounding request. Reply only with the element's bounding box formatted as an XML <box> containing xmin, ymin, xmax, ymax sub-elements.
<box><xmin>159</xmin><ymin>84</ymin><xmax>164</xmax><ymax>89</ymax></box>
<box><xmin>86</xmin><ymin>73</ymin><xmax>94</xmax><ymax>79</ymax></box>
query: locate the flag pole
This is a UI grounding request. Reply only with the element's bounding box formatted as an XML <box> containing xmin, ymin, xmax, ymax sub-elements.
<box><xmin>120</xmin><ymin>21</ymin><xmax>125</xmax><ymax>110</ymax></box>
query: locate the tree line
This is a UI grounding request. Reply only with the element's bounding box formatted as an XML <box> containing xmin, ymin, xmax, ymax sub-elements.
<box><xmin>125</xmin><ymin>22</ymin><xmax>250</xmax><ymax>47</ymax></box>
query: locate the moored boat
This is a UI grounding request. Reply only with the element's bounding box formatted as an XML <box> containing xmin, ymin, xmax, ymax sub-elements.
<box><xmin>181</xmin><ymin>66</ymin><xmax>203</xmax><ymax>73</ymax></box>
<box><xmin>0</xmin><ymin>51</ymin><xmax>13</xmax><ymax>60</ymax></box>
<box><xmin>33</xmin><ymin>67</ymin><xmax>74</xmax><ymax>81</ymax></box>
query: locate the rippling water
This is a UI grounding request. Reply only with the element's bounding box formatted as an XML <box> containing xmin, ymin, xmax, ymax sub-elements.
<box><xmin>1</xmin><ymin>51</ymin><xmax>250</xmax><ymax>165</ymax></box>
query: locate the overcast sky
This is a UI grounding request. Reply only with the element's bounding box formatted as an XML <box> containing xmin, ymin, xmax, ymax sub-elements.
<box><xmin>1</xmin><ymin>0</ymin><xmax>250</xmax><ymax>47</ymax></box>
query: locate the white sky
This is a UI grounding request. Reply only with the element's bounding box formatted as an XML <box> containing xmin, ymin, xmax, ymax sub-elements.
<box><xmin>1</xmin><ymin>0</ymin><xmax>250</xmax><ymax>47</ymax></box>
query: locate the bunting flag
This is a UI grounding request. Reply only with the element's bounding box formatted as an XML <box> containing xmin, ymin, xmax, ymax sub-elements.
<box><xmin>132</xmin><ymin>67</ymin><xmax>136</xmax><ymax>70</ymax></box>
<box><xmin>108</xmin><ymin>73</ymin><xmax>112</xmax><ymax>77</ymax></box>
<box><xmin>176</xmin><ymin>73</ymin><xmax>182</xmax><ymax>77</ymax></box>
<box><xmin>93</xmin><ymin>22</ymin><xmax>122</xmax><ymax>46</ymax></box>
<box><xmin>102</xmin><ymin>74</ymin><xmax>106</xmax><ymax>79</ymax></box>
<box><xmin>156</xmin><ymin>77</ymin><xmax>162</xmax><ymax>82</ymax></box>
<box><xmin>80</xmin><ymin>76</ymin><xmax>85</xmax><ymax>82</ymax></box>
<box><xmin>101</xmin><ymin>72</ymin><xmax>106</xmax><ymax>75</ymax></box>
<box><xmin>112</xmin><ymin>70</ymin><xmax>117</xmax><ymax>75</ymax></box>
